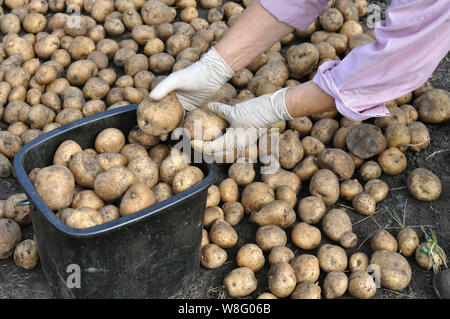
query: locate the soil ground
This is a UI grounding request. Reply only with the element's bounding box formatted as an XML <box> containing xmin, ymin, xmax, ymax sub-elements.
<box><xmin>0</xmin><ymin>0</ymin><xmax>449</xmax><ymax>299</ymax></box>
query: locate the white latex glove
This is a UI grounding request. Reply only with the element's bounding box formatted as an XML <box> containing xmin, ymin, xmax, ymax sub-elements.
<box><xmin>149</xmin><ymin>47</ymin><xmax>235</xmax><ymax>112</ymax></box>
<box><xmin>191</xmin><ymin>88</ymin><xmax>294</xmax><ymax>159</ymax></box>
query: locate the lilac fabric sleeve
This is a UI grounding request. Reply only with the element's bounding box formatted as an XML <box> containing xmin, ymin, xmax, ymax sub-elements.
<box><xmin>313</xmin><ymin>0</ymin><xmax>450</xmax><ymax>121</ymax></box>
<box><xmin>260</xmin><ymin>0</ymin><xmax>329</xmax><ymax>30</ymax></box>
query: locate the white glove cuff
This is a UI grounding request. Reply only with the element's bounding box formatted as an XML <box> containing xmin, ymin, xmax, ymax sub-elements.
<box><xmin>271</xmin><ymin>88</ymin><xmax>294</xmax><ymax>121</ymax></box>
<box><xmin>201</xmin><ymin>47</ymin><xmax>235</xmax><ymax>85</ymax></box>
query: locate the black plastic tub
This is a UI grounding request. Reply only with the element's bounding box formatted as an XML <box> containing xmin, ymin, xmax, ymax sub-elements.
<box><xmin>13</xmin><ymin>104</ymin><xmax>217</xmax><ymax>299</ymax></box>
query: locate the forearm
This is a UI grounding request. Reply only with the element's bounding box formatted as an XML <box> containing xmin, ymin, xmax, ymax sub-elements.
<box><xmin>285</xmin><ymin>81</ymin><xmax>336</xmax><ymax>118</ymax></box>
<box><xmin>214</xmin><ymin>0</ymin><xmax>293</xmax><ymax>72</ymax></box>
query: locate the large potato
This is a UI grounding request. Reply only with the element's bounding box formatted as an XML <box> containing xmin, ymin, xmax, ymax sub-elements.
<box><xmin>201</xmin><ymin>243</ymin><xmax>227</xmax><ymax>269</ymax></box>
<box><xmin>172</xmin><ymin>166</ymin><xmax>204</xmax><ymax>194</ymax></box>
<box><xmin>236</xmin><ymin>243</ymin><xmax>265</xmax><ymax>272</ymax></box>
<box><xmin>414</xmin><ymin>89</ymin><xmax>450</xmax><ymax>123</ymax></box>
<box><xmin>127</xmin><ymin>156</ymin><xmax>159</xmax><ymax>189</ymax></box>
<box><xmin>317</xmin><ymin>148</ymin><xmax>355</xmax><ymax>181</ymax></box>
<box><xmin>261</xmin><ymin>168</ymin><xmax>301</xmax><ymax>194</ymax></box>
<box><xmin>95</xmin><ymin>128</ymin><xmax>125</xmax><ymax>153</ymax></box>
<box><xmin>209</xmin><ymin>219</ymin><xmax>238</xmax><ymax>249</ymax></box>
<box><xmin>65</xmin><ymin>207</ymin><xmax>103</xmax><ymax>229</ymax></box>
<box><xmin>348</xmin><ymin>271</ymin><xmax>377</xmax><ymax>299</ymax></box>
<box><xmin>290</xmin><ymin>254</ymin><xmax>320</xmax><ymax>283</ymax></box>
<box><xmin>94</xmin><ymin>166</ymin><xmax>137</xmax><ymax>201</ymax></box>
<box><xmin>241</xmin><ymin>182</ymin><xmax>275</xmax><ymax>214</ymax></box>
<box><xmin>317</xmin><ymin>244</ymin><xmax>348</xmax><ymax>273</ymax></box>
<box><xmin>69</xmin><ymin>151</ymin><xmax>102</xmax><ymax>188</ymax></box>
<box><xmin>406</xmin><ymin>168</ymin><xmax>441</xmax><ymax>201</ymax></box>
<box><xmin>346</xmin><ymin>124</ymin><xmax>386</xmax><ymax>159</ymax></box>
<box><xmin>255</xmin><ymin>224</ymin><xmax>287</xmax><ymax>252</ymax></box>
<box><xmin>371</xmin><ymin>229</ymin><xmax>398</xmax><ymax>252</ymax></box>
<box><xmin>184</xmin><ymin>108</ymin><xmax>228</xmax><ymax>141</ymax></box>
<box><xmin>268</xmin><ymin>261</ymin><xmax>297</xmax><ymax>298</ymax></box>
<box><xmin>224</xmin><ymin>267</ymin><xmax>257</xmax><ymax>298</ymax></box>
<box><xmin>0</xmin><ymin>131</ymin><xmax>23</xmax><ymax>158</ymax></box>
<box><xmin>370</xmin><ymin>250</ymin><xmax>412</xmax><ymax>291</ymax></box>
<box><xmin>249</xmin><ymin>200</ymin><xmax>296</xmax><ymax>229</ymax></box>
<box><xmin>309</xmin><ymin>169</ymin><xmax>339</xmax><ymax>206</ymax></box>
<box><xmin>228</xmin><ymin>161</ymin><xmax>255</xmax><ymax>186</ymax></box>
<box><xmin>291</xmin><ymin>222</ymin><xmax>321</xmax><ymax>250</ymax></box>
<box><xmin>120</xmin><ymin>183</ymin><xmax>156</xmax><ymax>217</ymax></box>
<box><xmin>323</xmin><ymin>271</ymin><xmax>348</xmax><ymax>299</ymax></box>
<box><xmin>53</xmin><ymin>140</ymin><xmax>82</xmax><ymax>166</ymax></box>
<box><xmin>322</xmin><ymin>208</ymin><xmax>352</xmax><ymax>242</ymax></box>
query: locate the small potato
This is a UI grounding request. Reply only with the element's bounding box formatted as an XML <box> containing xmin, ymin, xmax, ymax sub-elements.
<box><xmin>301</xmin><ymin>136</ymin><xmax>325</xmax><ymax>157</ymax></box>
<box><xmin>309</xmin><ymin>169</ymin><xmax>340</xmax><ymax>206</ymax></box>
<box><xmin>255</xmin><ymin>224</ymin><xmax>287</xmax><ymax>252</ymax></box>
<box><xmin>348</xmin><ymin>252</ymin><xmax>369</xmax><ymax>272</ymax></box>
<box><xmin>291</xmin><ymin>222</ymin><xmax>321</xmax><ymax>250</ymax></box>
<box><xmin>8</xmin><ymin>122</ymin><xmax>29</xmax><ymax>137</ymax></box>
<box><xmin>408</xmin><ymin>121</ymin><xmax>430</xmax><ymax>152</ymax></box>
<box><xmin>297</xmin><ymin>196</ymin><xmax>326</xmax><ymax>224</ymax></box>
<box><xmin>224</xmin><ymin>267</ymin><xmax>257</xmax><ymax>298</ymax></box>
<box><xmin>374</xmin><ymin>106</ymin><xmax>408</xmax><ymax>129</ymax></box>
<box><xmin>159</xmin><ymin>149</ymin><xmax>190</xmax><ymax>184</ymax></box>
<box><xmin>322</xmin><ymin>208</ymin><xmax>352</xmax><ymax>242</ymax></box>
<box><xmin>364</xmin><ymin>179</ymin><xmax>388</xmax><ymax>203</ymax></box>
<box><xmin>236</xmin><ymin>243</ymin><xmax>265</xmax><ymax>272</ymax></box>
<box><xmin>53</xmin><ymin>140</ymin><xmax>82</xmax><ymax>166</ymax></box>
<box><xmin>249</xmin><ymin>200</ymin><xmax>296</xmax><ymax>229</ymax></box>
<box><xmin>340</xmin><ymin>179</ymin><xmax>363</xmax><ymax>201</ymax></box>
<box><xmin>378</xmin><ymin>147</ymin><xmax>407</xmax><ymax>176</ymax></box>
<box><xmin>290</xmin><ymin>254</ymin><xmax>320</xmax><ymax>283</ymax></box>
<box><xmin>310</xmin><ymin>118</ymin><xmax>339</xmax><ymax>145</ymax></box>
<box><xmin>4</xmin><ymin>193</ymin><xmax>32</xmax><ymax>225</ymax></box>
<box><xmin>152</xmin><ymin>182</ymin><xmax>174</xmax><ymax>203</ymax></box>
<box><xmin>323</xmin><ymin>271</ymin><xmax>348</xmax><ymax>299</ymax></box>
<box><xmin>172</xmin><ymin>166</ymin><xmax>204</xmax><ymax>194</ymax></box>
<box><xmin>359</xmin><ymin>160</ymin><xmax>382</xmax><ymax>181</ymax></box>
<box><xmin>218</xmin><ymin>178</ymin><xmax>238</xmax><ymax>203</ymax></box>
<box><xmin>0</xmin><ymin>131</ymin><xmax>23</xmax><ymax>158</ymax></box>
<box><xmin>241</xmin><ymin>182</ymin><xmax>275</xmax><ymax>214</ymax></box>
<box><xmin>293</xmin><ymin>155</ymin><xmax>319</xmax><ymax>182</ymax></box>
<box><xmin>319</xmin><ymin>8</ymin><xmax>344</xmax><ymax>32</ymax></box>
<box><xmin>275</xmin><ymin>186</ymin><xmax>297</xmax><ymax>208</ymax></box>
<box><xmin>222</xmin><ymin>202</ymin><xmax>244</xmax><ymax>226</ymax></box>
<box><xmin>72</xmin><ymin>190</ymin><xmax>104</xmax><ymax>210</ymax></box>
<box><xmin>201</xmin><ymin>243</ymin><xmax>227</xmax><ymax>269</ymax></box>
<box><xmin>385</xmin><ymin>123</ymin><xmax>411</xmax><ymax>152</ymax></box>
<box><xmin>66</xmin><ymin>59</ymin><xmax>98</xmax><ymax>86</ymax></box>
<box><xmin>415</xmin><ymin>242</ymin><xmax>447</xmax><ymax>270</ymax></box>
<box><xmin>407</xmin><ymin>168</ymin><xmax>441</xmax><ymax>201</ymax></box>
<box><xmin>291</xmin><ymin>282</ymin><xmax>321</xmax><ymax>299</ymax></box>
<box><xmin>348</xmin><ymin>270</ymin><xmax>377</xmax><ymax>299</ymax></box>
<box><xmin>0</xmin><ymin>154</ymin><xmax>13</xmax><ymax>178</ymax></box>
<box><xmin>288</xmin><ymin>117</ymin><xmax>313</xmax><ymax>136</ymax></box>
<box><xmin>352</xmin><ymin>192</ymin><xmax>376</xmax><ymax>216</ymax></box>
<box><xmin>127</xmin><ymin>156</ymin><xmax>159</xmax><ymax>189</ymax></box>
<box><xmin>94</xmin><ymin>166</ymin><xmax>137</xmax><ymax>202</ymax></box>
<box><xmin>149</xmin><ymin>53</ymin><xmax>175</xmax><ymax>74</ymax></box>
<box><xmin>65</xmin><ymin>207</ymin><xmax>103</xmax><ymax>229</ymax></box>
<box><xmin>397</xmin><ymin>227</ymin><xmax>419</xmax><ymax>257</ymax></box>
<box><xmin>209</xmin><ymin>219</ymin><xmax>238</xmax><ymax>249</ymax></box>
<box><xmin>268</xmin><ymin>246</ymin><xmax>294</xmax><ymax>266</ymax></box>
<box><xmin>268</xmin><ymin>261</ymin><xmax>297</xmax><ymax>298</ymax></box>
<box><xmin>228</xmin><ymin>161</ymin><xmax>255</xmax><ymax>186</ymax></box>
<box><xmin>340</xmin><ymin>232</ymin><xmax>358</xmax><ymax>248</ymax></box>
<box><xmin>204</xmin><ymin>206</ymin><xmax>224</xmax><ymax>228</ymax></box>
<box><xmin>95</xmin><ymin>128</ymin><xmax>125</xmax><ymax>153</ymax></box>
<box><xmin>0</xmin><ymin>218</ymin><xmax>22</xmax><ymax>260</ymax></box>
<box><xmin>332</xmin><ymin>126</ymin><xmax>352</xmax><ymax>150</ymax></box>
<box><xmin>206</xmin><ymin>185</ymin><xmax>220</xmax><ymax>208</ymax></box>
<box><xmin>119</xmin><ymin>183</ymin><xmax>156</xmax><ymax>217</ymax></box>
<box><xmin>400</xmin><ymin>104</ymin><xmax>418</xmax><ymax>126</ymax></box>
<box><xmin>69</xmin><ymin>151</ymin><xmax>102</xmax><ymax>188</ymax></box>
<box><xmin>14</xmin><ymin>239</ymin><xmax>39</xmax><ymax>270</ymax></box>
<box><xmin>370</xmin><ymin>250</ymin><xmax>412</xmax><ymax>291</ymax></box>
<box><xmin>96</xmin><ymin>152</ymin><xmax>128</xmax><ymax>171</ymax></box>
<box><xmin>318</xmin><ymin>244</ymin><xmax>348</xmax><ymax>273</ymax></box>
<box><xmin>82</xmin><ymin>99</ymin><xmax>106</xmax><ymax>117</ymax></box>
<box><xmin>414</xmin><ymin>89</ymin><xmax>450</xmax><ymax>124</ymax></box>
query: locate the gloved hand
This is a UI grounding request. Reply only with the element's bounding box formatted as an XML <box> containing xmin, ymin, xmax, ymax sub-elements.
<box><xmin>149</xmin><ymin>47</ymin><xmax>235</xmax><ymax>111</ymax></box>
<box><xmin>191</xmin><ymin>88</ymin><xmax>294</xmax><ymax>159</ymax></box>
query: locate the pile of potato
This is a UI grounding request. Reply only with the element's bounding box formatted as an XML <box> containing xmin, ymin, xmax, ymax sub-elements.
<box><xmin>0</xmin><ymin>0</ymin><xmax>448</xmax><ymax>294</ymax></box>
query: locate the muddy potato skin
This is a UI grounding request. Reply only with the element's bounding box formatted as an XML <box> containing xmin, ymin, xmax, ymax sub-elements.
<box><xmin>4</xmin><ymin>193</ymin><xmax>32</xmax><ymax>225</ymax></box>
<box><xmin>120</xmin><ymin>183</ymin><xmax>156</xmax><ymax>217</ymax></box>
<box><xmin>408</xmin><ymin>121</ymin><xmax>430</xmax><ymax>152</ymax></box>
<box><xmin>318</xmin><ymin>244</ymin><xmax>348</xmax><ymax>273</ymax></box>
<box><xmin>268</xmin><ymin>246</ymin><xmax>294</xmax><ymax>266</ymax></box>
<box><xmin>348</xmin><ymin>270</ymin><xmax>377</xmax><ymax>299</ymax></box>
<box><xmin>65</xmin><ymin>207</ymin><xmax>103</xmax><ymax>229</ymax></box>
<box><xmin>317</xmin><ymin>148</ymin><xmax>355</xmax><ymax>181</ymax></box>
<box><xmin>278</xmin><ymin>129</ymin><xmax>303</xmax><ymax>169</ymax></box>
<box><xmin>0</xmin><ymin>131</ymin><xmax>23</xmax><ymax>158</ymax></box>
<box><xmin>414</xmin><ymin>89</ymin><xmax>450</xmax><ymax>124</ymax></box>
<box><xmin>292</xmin><ymin>222</ymin><xmax>321</xmax><ymax>250</ymax></box>
<box><xmin>14</xmin><ymin>239</ymin><xmax>39</xmax><ymax>270</ymax></box>
<box><xmin>222</xmin><ymin>201</ymin><xmax>244</xmax><ymax>226</ymax></box>
<box><xmin>95</xmin><ymin>128</ymin><xmax>126</xmax><ymax>153</ymax></box>
<box><xmin>94</xmin><ymin>166</ymin><xmax>137</xmax><ymax>202</ymax></box>
<box><xmin>291</xmin><ymin>282</ymin><xmax>321</xmax><ymax>299</ymax></box>
<box><xmin>172</xmin><ymin>166</ymin><xmax>204</xmax><ymax>194</ymax></box>
<box><xmin>72</xmin><ymin>190</ymin><xmax>104</xmax><ymax>210</ymax></box>
<box><xmin>309</xmin><ymin>169</ymin><xmax>340</xmax><ymax>206</ymax></box>
<box><xmin>127</xmin><ymin>156</ymin><xmax>159</xmax><ymax>189</ymax></box>
<box><xmin>0</xmin><ymin>153</ymin><xmax>13</xmax><ymax>179</ymax></box>
<box><xmin>249</xmin><ymin>200</ymin><xmax>296</xmax><ymax>229</ymax></box>
<box><xmin>323</xmin><ymin>271</ymin><xmax>348</xmax><ymax>299</ymax></box>
<box><xmin>218</xmin><ymin>178</ymin><xmax>239</xmax><ymax>203</ymax></box>
<box><xmin>340</xmin><ymin>179</ymin><xmax>363</xmax><ymax>201</ymax></box>
<box><xmin>53</xmin><ymin>140</ymin><xmax>82</xmax><ymax>166</ymax></box>
<box><xmin>297</xmin><ymin>196</ymin><xmax>326</xmax><ymax>224</ymax></box>
<box><xmin>322</xmin><ymin>208</ymin><xmax>352</xmax><ymax>242</ymax></box>
<box><xmin>236</xmin><ymin>243</ymin><xmax>265</xmax><ymax>272</ymax></box>
<box><xmin>378</xmin><ymin>147</ymin><xmax>407</xmax><ymax>176</ymax></box>
<box><xmin>293</xmin><ymin>155</ymin><xmax>319</xmax><ymax>182</ymax></box>
<box><xmin>96</xmin><ymin>152</ymin><xmax>128</xmax><ymax>171</ymax></box>
<box><xmin>98</xmin><ymin>205</ymin><xmax>120</xmax><ymax>223</ymax></box>
<box><xmin>370</xmin><ymin>250</ymin><xmax>412</xmax><ymax>291</ymax></box>
<box><xmin>201</xmin><ymin>243</ymin><xmax>227</xmax><ymax>269</ymax></box>
<box><xmin>255</xmin><ymin>225</ymin><xmax>287</xmax><ymax>252</ymax></box>
<box><xmin>261</xmin><ymin>169</ymin><xmax>301</xmax><ymax>194</ymax></box>
<box><xmin>415</xmin><ymin>242</ymin><xmax>447</xmax><ymax>270</ymax></box>
<box><xmin>224</xmin><ymin>267</ymin><xmax>257</xmax><ymax>298</ymax></box>
<box><xmin>159</xmin><ymin>149</ymin><xmax>190</xmax><ymax>184</ymax></box>
<box><xmin>268</xmin><ymin>261</ymin><xmax>297</xmax><ymax>298</ymax></box>
<box><xmin>359</xmin><ymin>160</ymin><xmax>381</xmax><ymax>181</ymax></box>
<box><xmin>275</xmin><ymin>185</ymin><xmax>297</xmax><ymax>208</ymax></box>
<box><xmin>152</xmin><ymin>182</ymin><xmax>174</xmax><ymax>203</ymax></box>
<box><xmin>227</xmin><ymin>161</ymin><xmax>255</xmax><ymax>186</ymax></box>
<box><xmin>0</xmin><ymin>218</ymin><xmax>22</xmax><ymax>260</ymax></box>
<box><xmin>406</xmin><ymin>168</ymin><xmax>441</xmax><ymax>201</ymax></box>
<box><xmin>204</xmin><ymin>206</ymin><xmax>224</xmax><ymax>228</ymax></box>
<box><xmin>241</xmin><ymin>182</ymin><xmax>275</xmax><ymax>214</ymax></box>
<box><xmin>184</xmin><ymin>108</ymin><xmax>228</xmax><ymax>141</ymax></box>
<box><xmin>69</xmin><ymin>151</ymin><xmax>102</xmax><ymax>188</ymax></box>
<box><xmin>352</xmin><ymin>192</ymin><xmax>376</xmax><ymax>216</ymax></box>
<box><xmin>371</xmin><ymin>229</ymin><xmax>398</xmax><ymax>252</ymax></box>
<box><xmin>349</xmin><ymin>252</ymin><xmax>369</xmax><ymax>272</ymax></box>
<box><xmin>397</xmin><ymin>227</ymin><xmax>419</xmax><ymax>257</ymax></box>
<box><xmin>137</xmin><ymin>93</ymin><xmax>183</xmax><ymax>136</ymax></box>
<box><xmin>34</xmin><ymin>165</ymin><xmax>75</xmax><ymax>210</ymax></box>
<box><xmin>290</xmin><ymin>254</ymin><xmax>320</xmax><ymax>283</ymax></box>
<box><xmin>209</xmin><ymin>219</ymin><xmax>238</xmax><ymax>249</ymax></box>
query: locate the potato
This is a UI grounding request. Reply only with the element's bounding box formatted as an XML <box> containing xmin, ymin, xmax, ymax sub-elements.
<box><xmin>13</xmin><ymin>239</ymin><xmax>39</xmax><ymax>270</ymax></box>
<box><xmin>292</xmin><ymin>155</ymin><xmax>319</xmax><ymax>182</ymax></box>
<box><xmin>414</xmin><ymin>89</ymin><xmax>450</xmax><ymax>123</ymax></box>
<box><xmin>319</xmin><ymin>8</ymin><xmax>344</xmax><ymax>32</ymax></box>
<box><xmin>323</xmin><ymin>271</ymin><xmax>348</xmax><ymax>299</ymax></box>
<box><xmin>69</xmin><ymin>151</ymin><xmax>102</xmax><ymax>188</ymax></box>
<box><xmin>91</xmin><ymin>0</ymin><xmax>114</xmax><ymax>22</ymax></box>
<box><xmin>310</xmin><ymin>118</ymin><xmax>339</xmax><ymax>145</ymax></box>
<box><xmin>371</xmin><ymin>229</ymin><xmax>398</xmax><ymax>252</ymax></box>
<box><xmin>399</xmin><ymin>104</ymin><xmax>418</xmax><ymax>126</ymax></box>
<box><xmin>364</xmin><ymin>179</ymin><xmax>388</xmax><ymax>203</ymax></box>
<box><xmin>397</xmin><ymin>227</ymin><xmax>419</xmax><ymax>257</ymax></box>
<box><xmin>42</xmin><ymin>123</ymin><xmax>61</xmax><ymax>134</ymax></box>
<box><xmin>72</xmin><ymin>190</ymin><xmax>104</xmax><ymax>211</ymax></box>
<box><xmin>82</xmin><ymin>99</ymin><xmax>106</xmax><ymax>117</ymax></box>
<box><xmin>66</xmin><ymin>59</ymin><xmax>98</xmax><ymax>86</ymax></box>
<box><xmin>415</xmin><ymin>242</ymin><xmax>447</xmax><ymax>270</ymax></box>
<box><xmin>94</xmin><ymin>166</ymin><xmax>137</xmax><ymax>202</ymax></box>
<box><xmin>201</xmin><ymin>243</ymin><xmax>227</xmax><ymax>269</ymax></box>
<box><xmin>339</xmin><ymin>20</ymin><xmax>363</xmax><ymax>39</ymax></box>
<box><xmin>120</xmin><ymin>183</ymin><xmax>156</xmax><ymax>217</ymax></box>
<box><xmin>201</xmin><ymin>228</ymin><xmax>209</xmax><ymax>248</ymax></box>
<box><xmin>275</xmin><ymin>186</ymin><xmax>297</xmax><ymax>209</ymax></box>
<box><xmin>95</xmin><ymin>152</ymin><xmax>127</xmax><ymax>171</ymax></box>
<box><xmin>322</xmin><ymin>208</ymin><xmax>352</xmax><ymax>242</ymax></box>
<box><xmin>348</xmin><ymin>252</ymin><xmax>369</xmax><ymax>272</ymax></box>
<box><xmin>224</xmin><ymin>267</ymin><xmax>257</xmax><ymax>298</ymax></box>
<box><xmin>1</xmin><ymin>14</ymin><xmax>21</xmax><ymax>34</ymax></box>
<box><xmin>309</xmin><ymin>169</ymin><xmax>339</xmax><ymax>206</ymax></box>
<box><xmin>201</xmin><ymin>0</ymin><xmax>222</xmax><ymax>9</ymax></box>
<box><xmin>236</xmin><ymin>243</ymin><xmax>265</xmax><ymax>272</ymax></box>
<box><xmin>317</xmin><ymin>148</ymin><xmax>355</xmax><ymax>181</ymax></box>
<box><xmin>287</xmin><ymin>117</ymin><xmax>312</xmax><ymax>137</ymax></box>
<box><xmin>291</xmin><ymin>282</ymin><xmax>321</xmax><ymax>299</ymax></box>
<box><xmin>346</xmin><ymin>124</ymin><xmax>386</xmax><ymax>159</ymax></box>
<box><xmin>159</xmin><ymin>149</ymin><xmax>190</xmax><ymax>184</ymax></box>
<box><xmin>0</xmin><ymin>153</ymin><xmax>13</xmax><ymax>178</ymax></box>
<box><xmin>292</xmin><ymin>222</ymin><xmax>321</xmax><ymax>250</ymax></box>
<box><xmin>268</xmin><ymin>246</ymin><xmax>294</xmax><ymax>266</ymax></box>
<box><xmin>318</xmin><ymin>244</ymin><xmax>348</xmax><ymax>273</ymax></box>
<box><xmin>65</xmin><ymin>207</ymin><xmax>103</xmax><ymax>229</ymax></box>
<box><xmin>288</xmin><ymin>255</ymin><xmax>320</xmax><ymax>285</ymax></box>
<box><xmin>384</xmin><ymin>123</ymin><xmax>411</xmax><ymax>152</ymax></box>
<box><xmin>257</xmin><ymin>293</ymin><xmax>277</xmax><ymax>299</ymax></box>
<box><xmin>378</xmin><ymin>147</ymin><xmax>407</xmax><ymax>176</ymax></box>
<box><xmin>408</xmin><ymin>121</ymin><xmax>430</xmax><ymax>152</ymax></box>
<box><xmin>93</xmin><ymin>128</ymin><xmax>125</xmax><ymax>154</ymax></box>
<box><xmin>172</xmin><ymin>166</ymin><xmax>204</xmax><ymax>194</ymax></box>
<box><xmin>267</xmin><ymin>261</ymin><xmax>297</xmax><ymax>298</ymax></box>
<box><xmin>249</xmin><ymin>200</ymin><xmax>296</xmax><ymax>229</ymax></box>
<box><xmin>370</xmin><ymin>250</ymin><xmax>412</xmax><ymax>290</ymax></box>
<box><xmin>359</xmin><ymin>160</ymin><xmax>381</xmax><ymax>181</ymax></box>
<box><xmin>227</xmin><ymin>161</ymin><xmax>255</xmax><ymax>186</ymax></box>
<box><xmin>352</xmin><ymin>192</ymin><xmax>376</xmax><ymax>216</ymax></box>
<box><xmin>406</xmin><ymin>168</ymin><xmax>441</xmax><ymax>201</ymax></box>
<box><xmin>205</xmin><ymin>185</ymin><xmax>220</xmax><ymax>208</ymax></box>
<box><xmin>241</xmin><ymin>182</ymin><xmax>275</xmax><ymax>214</ymax></box>
<box><xmin>338</xmin><ymin>232</ymin><xmax>357</xmax><ymax>248</ymax></box>
<box><xmin>3</xmin><ymin>193</ymin><xmax>32</xmax><ymax>225</ymax></box>
<box><xmin>255</xmin><ymin>224</ymin><xmax>287</xmax><ymax>252</ymax></box>
<box><xmin>222</xmin><ymin>202</ymin><xmax>244</xmax><ymax>226</ymax></box>
<box><xmin>273</xmin><ymin>129</ymin><xmax>303</xmax><ymax>169</ymax></box>
<box><xmin>53</xmin><ymin>140</ymin><xmax>83</xmax><ymax>167</ymax></box>
<box><xmin>348</xmin><ymin>270</ymin><xmax>377</xmax><ymax>299</ymax></box>
<box><xmin>152</xmin><ymin>182</ymin><xmax>174</xmax><ymax>203</ymax></box>
<box><xmin>209</xmin><ymin>219</ymin><xmax>238</xmax><ymax>249</ymax></box>
<box><xmin>203</xmin><ymin>206</ymin><xmax>224</xmax><ymax>228</ymax></box>
<box><xmin>183</xmin><ymin>108</ymin><xmax>228</xmax><ymax>141</ymax></box>
<box><xmin>8</xmin><ymin>122</ymin><xmax>29</xmax><ymax>137</ymax></box>
<box><xmin>3</xmin><ymin>100</ymin><xmax>31</xmax><ymax>124</ymax></box>
<box><xmin>286</xmin><ymin>43</ymin><xmax>319</xmax><ymax>79</ymax></box>
<box><xmin>5</xmin><ymin>67</ymin><xmax>31</xmax><ymax>88</ymax></box>
<box><xmin>340</xmin><ymin>179</ymin><xmax>363</xmax><ymax>201</ymax></box>
<box><xmin>296</xmin><ymin>196</ymin><xmax>325</xmax><ymax>225</ymax></box>
<box><xmin>374</xmin><ymin>106</ymin><xmax>407</xmax><ymax>129</ymax></box>
<box><xmin>21</xmin><ymin>129</ymin><xmax>42</xmax><ymax>145</ymax></box>
<box><xmin>0</xmin><ymin>218</ymin><xmax>22</xmax><ymax>260</ymax></box>
<box><xmin>137</xmin><ymin>93</ymin><xmax>183</xmax><ymax>137</ymax></box>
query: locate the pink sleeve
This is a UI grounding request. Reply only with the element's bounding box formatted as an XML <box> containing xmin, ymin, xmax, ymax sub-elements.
<box><xmin>260</xmin><ymin>0</ymin><xmax>329</xmax><ymax>30</ymax></box>
<box><xmin>313</xmin><ymin>0</ymin><xmax>450</xmax><ymax>122</ymax></box>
